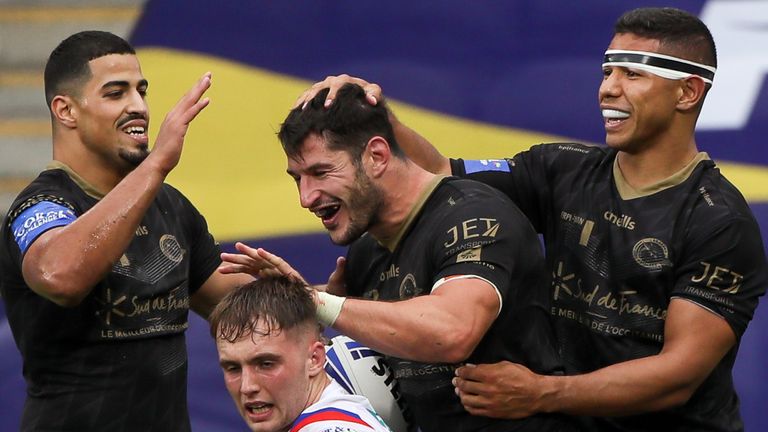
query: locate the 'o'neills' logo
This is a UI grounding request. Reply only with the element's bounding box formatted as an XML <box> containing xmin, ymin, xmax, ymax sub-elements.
<box><xmin>603</xmin><ymin>211</ymin><xmax>635</xmax><ymax>230</ymax></box>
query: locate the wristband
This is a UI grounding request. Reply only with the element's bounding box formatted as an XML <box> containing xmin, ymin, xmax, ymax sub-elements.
<box><xmin>316</xmin><ymin>291</ymin><xmax>346</xmax><ymax>327</ymax></box>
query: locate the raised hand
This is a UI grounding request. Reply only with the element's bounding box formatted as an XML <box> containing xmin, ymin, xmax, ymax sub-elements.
<box><xmin>147</xmin><ymin>72</ymin><xmax>212</xmax><ymax>176</ymax></box>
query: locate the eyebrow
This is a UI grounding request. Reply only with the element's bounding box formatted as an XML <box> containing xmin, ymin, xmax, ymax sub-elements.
<box><xmin>219</xmin><ymin>352</ymin><xmax>282</xmax><ymax>367</ymax></box>
<box><xmin>100</xmin><ymin>79</ymin><xmax>149</xmax><ymax>90</ymax></box>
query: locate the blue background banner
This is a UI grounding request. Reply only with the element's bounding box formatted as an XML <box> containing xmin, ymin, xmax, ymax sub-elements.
<box><xmin>1</xmin><ymin>1</ymin><xmax>766</xmax><ymax>430</ymax></box>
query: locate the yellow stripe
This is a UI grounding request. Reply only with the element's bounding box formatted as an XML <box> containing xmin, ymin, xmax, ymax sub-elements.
<box><xmin>0</xmin><ymin>177</ymin><xmax>34</xmax><ymax>193</ymax></box>
<box><xmin>0</xmin><ymin>71</ymin><xmax>43</xmax><ymax>87</ymax></box>
<box><xmin>0</xmin><ymin>6</ymin><xmax>140</xmax><ymax>22</ymax></box>
<box><xmin>716</xmin><ymin>161</ymin><xmax>768</xmax><ymax>202</ymax></box>
<box><xmin>0</xmin><ymin>120</ymin><xmax>49</xmax><ymax>136</ymax></box>
<box><xmin>579</xmin><ymin>220</ymin><xmax>594</xmax><ymax>246</ymax></box>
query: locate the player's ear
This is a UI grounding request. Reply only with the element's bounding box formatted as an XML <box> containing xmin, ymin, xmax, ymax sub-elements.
<box><xmin>364</xmin><ymin>136</ymin><xmax>391</xmax><ymax>178</ymax></box>
<box><xmin>308</xmin><ymin>340</ymin><xmax>326</xmax><ymax>377</ymax></box>
<box><xmin>51</xmin><ymin>95</ymin><xmax>78</xmax><ymax>128</ymax></box>
<box><xmin>677</xmin><ymin>75</ymin><xmax>707</xmax><ymax>112</ymax></box>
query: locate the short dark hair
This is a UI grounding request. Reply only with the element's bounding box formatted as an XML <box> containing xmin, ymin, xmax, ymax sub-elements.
<box><xmin>209</xmin><ymin>276</ymin><xmax>319</xmax><ymax>343</ymax></box>
<box><xmin>614</xmin><ymin>7</ymin><xmax>717</xmax><ymax>68</ymax></box>
<box><xmin>44</xmin><ymin>30</ymin><xmax>136</xmax><ymax>108</ymax></box>
<box><xmin>278</xmin><ymin>83</ymin><xmax>403</xmax><ymax>164</ymax></box>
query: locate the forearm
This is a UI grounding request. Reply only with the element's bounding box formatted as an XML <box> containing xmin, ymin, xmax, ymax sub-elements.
<box><xmin>23</xmin><ymin>161</ymin><xmax>167</xmax><ymax>305</ymax></box>
<box><xmin>539</xmin><ymin>353</ymin><xmax>705</xmax><ymax>416</ymax></box>
<box><xmin>332</xmin><ymin>295</ymin><xmax>485</xmax><ymax>364</ymax></box>
<box><xmin>390</xmin><ymin>112</ymin><xmax>451</xmax><ymax>175</ymax></box>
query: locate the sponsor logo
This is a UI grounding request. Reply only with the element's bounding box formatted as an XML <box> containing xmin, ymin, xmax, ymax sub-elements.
<box><xmin>13</xmin><ymin>209</ymin><xmax>74</xmax><ymax>239</ymax></box>
<box><xmin>444</xmin><ymin>217</ymin><xmax>500</xmax><ymax>248</ymax></box>
<box><xmin>11</xmin><ymin>201</ymin><xmax>77</xmax><ymax>252</ymax></box>
<box><xmin>457</xmin><ymin>246</ymin><xmax>482</xmax><ymax>263</ymax></box>
<box><xmin>557</xmin><ymin>144</ymin><xmax>589</xmax><ymax>154</ymax></box>
<box><xmin>691</xmin><ymin>261</ymin><xmax>743</xmax><ymax>294</ymax></box>
<box><xmin>463</xmin><ymin>159</ymin><xmax>510</xmax><ymax>174</ymax></box>
<box><xmin>603</xmin><ymin>210</ymin><xmax>636</xmax><ymax>230</ymax></box>
<box><xmin>379</xmin><ymin>264</ymin><xmax>400</xmax><ymax>281</ymax></box>
<box><xmin>698</xmin><ymin>187</ymin><xmax>715</xmax><ymax>207</ymax></box>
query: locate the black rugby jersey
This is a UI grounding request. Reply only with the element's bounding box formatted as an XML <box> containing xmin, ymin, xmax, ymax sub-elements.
<box><xmin>0</xmin><ymin>165</ymin><xmax>222</xmax><ymax>431</ymax></box>
<box><xmin>452</xmin><ymin>143</ymin><xmax>768</xmax><ymax>432</ymax></box>
<box><xmin>345</xmin><ymin>176</ymin><xmax>573</xmax><ymax>432</ymax></box>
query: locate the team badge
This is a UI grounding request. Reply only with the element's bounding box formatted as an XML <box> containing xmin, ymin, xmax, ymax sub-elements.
<box><xmin>399</xmin><ymin>273</ymin><xmax>421</xmax><ymax>299</ymax></box>
<box><xmin>632</xmin><ymin>238</ymin><xmax>670</xmax><ymax>270</ymax></box>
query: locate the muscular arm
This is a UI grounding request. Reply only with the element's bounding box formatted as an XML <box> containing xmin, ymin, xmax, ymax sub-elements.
<box><xmin>456</xmin><ymin>298</ymin><xmax>736</xmax><ymax>417</ymax></box>
<box><xmin>545</xmin><ymin>298</ymin><xmax>735</xmax><ymax>415</ymax></box>
<box><xmin>21</xmin><ymin>74</ymin><xmax>212</xmax><ymax>307</ymax></box>
<box><xmin>333</xmin><ymin>278</ymin><xmax>500</xmax><ymax>364</ymax></box>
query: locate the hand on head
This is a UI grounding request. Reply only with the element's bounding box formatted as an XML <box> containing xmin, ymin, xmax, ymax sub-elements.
<box><xmin>219</xmin><ymin>242</ymin><xmax>308</xmax><ymax>284</ymax></box>
<box><xmin>294</xmin><ymin>74</ymin><xmax>382</xmax><ymax>110</ymax></box>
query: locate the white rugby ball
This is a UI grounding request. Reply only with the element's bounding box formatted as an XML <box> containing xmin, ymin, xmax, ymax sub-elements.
<box><xmin>325</xmin><ymin>335</ymin><xmax>409</xmax><ymax>432</ymax></box>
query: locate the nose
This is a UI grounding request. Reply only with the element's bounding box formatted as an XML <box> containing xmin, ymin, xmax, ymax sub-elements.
<box><xmin>126</xmin><ymin>89</ymin><xmax>148</xmax><ymax>116</ymax></box>
<box><xmin>239</xmin><ymin>367</ymin><xmax>261</xmax><ymax>395</ymax></box>
<box><xmin>599</xmin><ymin>69</ymin><xmax>621</xmax><ymax>101</ymax></box>
<box><xmin>298</xmin><ymin>177</ymin><xmax>321</xmax><ymax>209</ymax></box>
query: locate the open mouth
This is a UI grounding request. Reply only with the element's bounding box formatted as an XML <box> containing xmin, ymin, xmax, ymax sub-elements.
<box><xmin>313</xmin><ymin>204</ymin><xmax>341</xmax><ymax>222</ymax></box>
<box><xmin>245</xmin><ymin>402</ymin><xmax>272</xmax><ymax>415</ymax></box>
<box><xmin>122</xmin><ymin>125</ymin><xmax>146</xmax><ymax>137</ymax></box>
<box><xmin>602</xmin><ymin>109</ymin><xmax>630</xmax><ymax>126</ymax></box>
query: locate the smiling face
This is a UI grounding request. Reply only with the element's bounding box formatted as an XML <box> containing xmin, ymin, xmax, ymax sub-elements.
<box><xmin>69</xmin><ymin>53</ymin><xmax>150</xmax><ymax>173</ymax></box>
<box><xmin>286</xmin><ymin>133</ymin><xmax>384</xmax><ymax>246</ymax></box>
<box><xmin>217</xmin><ymin>321</ymin><xmax>323</xmax><ymax>432</ymax></box>
<box><xmin>599</xmin><ymin>33</ymin><xmax>682</xmax><ymax>154</ymax></box>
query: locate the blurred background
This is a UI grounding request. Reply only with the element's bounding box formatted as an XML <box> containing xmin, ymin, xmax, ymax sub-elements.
<box><xmin>1</xmin><ymin>0</ymin><xmax>766</xmax><ymax>430</ymax></box>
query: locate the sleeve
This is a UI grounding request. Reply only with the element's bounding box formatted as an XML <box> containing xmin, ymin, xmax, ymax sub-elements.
<box><xmin>428</xmin><ymin>183</ymin><xmax>544</xmax><ymax>308</ymax></box>
<box><xmin>168</xmin><ymin>187</ymin><xmax>222</xmax><ymax>295</ymax></box>
<box><xmin>6</xmin><ymin>194</ymin><xmax>78</xmax><ymax>257</ymax></box>
<box><xmin>448</xmin><ymin>144</ymin><xmax>559</xmax><ymax>233</ymax></box>
<box><xmin>672</xmin><ymin>216</ymin><xmax>768</xmax><ymax>338</ymax></box>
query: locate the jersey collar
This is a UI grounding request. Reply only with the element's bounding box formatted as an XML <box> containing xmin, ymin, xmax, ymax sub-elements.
<box><xmin>378</xmin><ymin>174</ymin><xmax>448</xmax><ymax>252</ymax></box>
<box><xmin>613</xmin><ymin>152</ymin><xmax>710</xmax><ymax>200</ymax></box>
<box><xmin>46</xmin><ymin>160</ymin><xmax>106</xmax><ymax>200</ymax></box>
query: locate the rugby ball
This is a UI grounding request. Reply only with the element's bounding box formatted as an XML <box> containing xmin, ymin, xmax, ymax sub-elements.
<box><xmin>325</xmin><ymin>335</ymin><xmax>409</xmax><ymax>432</ymax></box>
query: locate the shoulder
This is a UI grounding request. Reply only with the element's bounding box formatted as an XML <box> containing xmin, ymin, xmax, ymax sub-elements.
<box><xmin>692</xmin><ymin>162</ymin><xmax>760</xmax><ymax>227</ymax></box>
<box><xmin>156</xmin><ymin>183</ymin><xmax>204</xmax><ymax>216</ymax></box>
<box><xmin>518</xmin><ymin>142</ymin><xmax>613</xmax><ymax>168</ymax></box>
<box><xmin>291</xmin><ymin>407</ymin><xmax>381</xmax><ymax>432</ymax></box>
<box><xmin>429</xmin><ymin>177</ymin><xmax>526</xmax><ymax>221</ymax></box>
<box><xmin>434</xmin><ymin>176</ymin><xmax>506</xmax><ymax>202</ymax></box>
<box><xmin>4</xmin><ymin>170</ymin><xmax>80</xmax><ymax>225</ymax></box>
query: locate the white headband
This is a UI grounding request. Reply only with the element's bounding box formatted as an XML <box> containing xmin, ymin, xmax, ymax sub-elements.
<box><xmin>603</xmin><ymin>49</ymin><xmax>716</xmax><ymax>84</ymax></box>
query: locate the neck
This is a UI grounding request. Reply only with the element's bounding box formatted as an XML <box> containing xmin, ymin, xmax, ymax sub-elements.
<box><xmin>305</xmin><ymin>372</ymin><xmax>331</xmax><ymax>409</ymax></box>
<box><xmin>53</xmin><ymin>135</ymin><xmax>129</xmax><ymax>195</ymax></box>
<box><xmin>369</xmin><ymin>159</ymin><xmax>437</xmax><ymax>242</ymax></box>
<box><xmin>616</xmin><ymin>134</ymin><xmax>698</xmax><ymax>190</ymax></box>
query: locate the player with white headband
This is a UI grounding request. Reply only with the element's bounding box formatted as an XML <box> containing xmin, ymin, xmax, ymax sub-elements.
<box><xmin>602</xmin><ymin>49</ymin><xmax>717</xmax><ymax>84</ymax></box>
